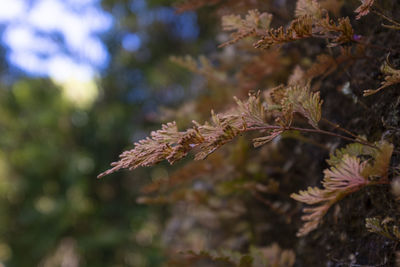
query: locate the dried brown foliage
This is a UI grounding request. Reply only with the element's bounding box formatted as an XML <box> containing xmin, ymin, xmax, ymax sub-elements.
<box><xmin>98</xmin><ymin>92</ymin><xmax>268</xmax><ymax>178</ymax></box>
<box><xmin>170</xmin><ymin>55</ymin><xmax>227</xmax><ymax>83</ymax></box>
<box><xmin>254</xmin><ymin>15</ymin><xmax>314</xmax><ymax>49</ymax></box>
<box><xmin>355</xmin><ymin>0</ymin><xmax>375</xmax><ymax>20</ymax></box>
<box><xmin>100</xmin><ymin>0</ymin><xmax>400</xmax><ymax>264</ymax></box>
<box><xmin>99</xmin><ymin>86</ymin><xmax>324</xmax><ymax>178</ymax></box>
<box><xmin>364</xmin><ymin>57</ymin><xmax>400</xmax><ymax>96</ymax></box>
<box><xmin>220</xmin><ymin>9</ymin><xmax>273</xmax><ymax>47</ymax></box>
<box><xmin>254</xmin><ymin>14</ymin><xmax>355</xmax><ymax>49</ymax></box>
<box><xmin>291</xmin><ymin>142</ymin><xmax>393</xmax><ymax>236</ymax></box>
<box><xmin>295</xmin><ymin>0</ymin><xmax>322</xmax><ymax>18</ymax></box>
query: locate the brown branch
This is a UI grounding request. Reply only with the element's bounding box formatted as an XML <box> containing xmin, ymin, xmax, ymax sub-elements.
<box><xmin>246</xmin><ymin>125</ymin><xmax>379</xmax><ymax>150</ymax></box>
<box><xmin>372</xmin><ymin>9</ymin><xmax>400</xmax><ymax>27</ymax></box>
<box><xmin>382</xmin><ymin>23</ymin><xmax>400</xmax><ymax>30</ymax></box>
<box><xmin>321</xmin><ymin>118</ymin><xmax>359</xmax><ymax>139</ymax></box>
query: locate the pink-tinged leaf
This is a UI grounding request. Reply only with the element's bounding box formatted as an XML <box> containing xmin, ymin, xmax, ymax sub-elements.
<box><xmin>291</xmin><ymin>145</ymin><xmax>393</xmax><ymax>236</ymax></box>
<box><xmin>355</xmin><ymin>0</ymin><xmax>374</xmax><ymax>20</ymax></box>
<box><xmin>253</xmin><ymin>129</ymin><xmax>283</xmax><ymax>147</ymax></box>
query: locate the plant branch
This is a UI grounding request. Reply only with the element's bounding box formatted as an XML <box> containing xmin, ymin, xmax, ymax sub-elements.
<box><xmin>246</xmin><ymin>125</ymin><xmax>379</xmax><ymax>150</ymax></box>
<box><xmin>372</xmin><ymin>9</ymin><xmax>400</xmax><ymax>27</ymax></box>
<box><xmin>382</xmin><ymin>23</ymin><xmax>400</xmax><ymax>30</ymax></box>
<box><xmin>321</xmin><ymin>118</ymin><xmax>359</xmax><ymax>139</ymax></box>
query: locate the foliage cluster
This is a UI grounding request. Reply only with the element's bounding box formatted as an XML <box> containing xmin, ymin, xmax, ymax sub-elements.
<box><xmin>101</xmin><ymin>0</ymin><xmax>400</xmax><ymax>265</ymax></box>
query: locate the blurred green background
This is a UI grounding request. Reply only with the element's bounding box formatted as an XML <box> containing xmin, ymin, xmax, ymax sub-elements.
<box><xmin>0</xmin><ymin>0</ymin><xmax>212</xmax><ymax>265</ymax></box>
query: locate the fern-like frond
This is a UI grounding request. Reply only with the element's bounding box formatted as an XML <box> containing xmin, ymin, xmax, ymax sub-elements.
<box><xmin>291</xmin><ymin>186</ymin><xmax>327</xmax><ymax>205</ymax></box>
<box><xmin>316</xmin><ymin>16</ymin><xmax>355</xmax><ymax>46</ymax></box>
<box><xmin>253</xmin><ymin>129</ymin><xmax>283</xmax><ymax>147</ymax></box>
<box><xmin>194</xmin><ymin>93</ymin><xmax>267</xmax><ymax>160</ymax></box>
<box><xmin>295</xmin><ymin>204</ymin><xmax>331</xmax><ymax>236</ymax></box>
<box><xmin>220</xmin><ymin>9</ymin><xmax>273</xmax><ymax>47</ymax></box>
<box><xmin>361</xmin><ymin>141</ymin><xmax>393</xmax><ymax>180</ymax></box>
<box><xmin>98</xmin><ymin>92</ymin><xmax>269</xmax><ymax>178</ymax></box>
<box><xmin>253</xmin><ymin>84</ymin><xmax>323</xmax><ymax>145</ymax></box>
<box><xmin>327</xmin><ymin>141</ymin><xmax>393</xmax><ymax>179</ymax></box>
<box><xmin>322</xmin><ymin>155</ymin><xmax>367</xmax><ymax>192</ymax></box>
<box><xmin>99</xmin><ymin>85</ymin><xmax>326</xmax><ymax>178</ymax></box>
<box><xmin>355</xmin><ymin>0</ymin><xmax>375</xmax><ymax>20</ymax></box>
<box><xmin>254</xmin><ymin>15</ymin><xmax>314</xmax><ymax>49</ymax></box>
<box><xmin>326</xmin><ymin>142</ymin><xmax>368</xmax><ymax>166</ymax></box>
<box><xmin>282</xmin><ymin>85</ymin><xmax>322</xmax><ymax>129</ymax></box>
<box><xmin>291</xmin><ymin>155</ymin><xmax>367</xmax><ymax>236</ymax></box>
<box><xmin>234</xmin><ymin>92</ymin><xmax>266</xmax><ymax>127</ymax></box>
<box><xmin>291</xmin><ymin>141</ymin><xmax>393</xmax><ymax>236</ymax></box>
<box><xmin>170</xmin><ymin>55</ymin><xmax>227</xmax><ymax>83</ymax></box>
<box><xmin>295</xmin><ymin>0</ymin><xmax>322</xmax><ymax>18</ymax></box>
<box><xmin>364</xmin><ymin>59</ymin><xmax>400</xmax><ymax>96</ymax></box>
<box><xmin>366</xmin><ymin>217</ymin><xmax>400</xmax><ymax>240</ymax></box>
<box><xmin>255</xmin><ymin>14</ymin><xmax>355</xmax><ymax>49</ymax></box>
<box><xmin>99</xmin><ymin>80</ymin><xmax>332</xmax><ymax>179</ymax></box>
<box><xmin>97</xmin><ymin>122</ymin><xmax>182</xmax><ymax>178</ymax></box>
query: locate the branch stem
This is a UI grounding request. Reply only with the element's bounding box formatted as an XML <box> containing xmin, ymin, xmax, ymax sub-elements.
<box><xmin>246</xmin><ymin>125</ymin><xmax>379</xmax><ymax>150</ymax></box>
<box><xmin>321</xmin><ymin>118</ymin><xmax>359</xmax><ymax>139</ymax></box>
<box><xmin>372</xmin><ymin>9</ymin><xmax>400</xmax><ymax>27</ymax></box>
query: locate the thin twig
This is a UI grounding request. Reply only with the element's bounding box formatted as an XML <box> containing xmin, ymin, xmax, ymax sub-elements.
<box><xmin>246</xmin><ymin>125</ymin><xmax>380</xmax><ymax>150</ymax></box>
<box><xmin>321</xmin><ymin>118</ymin><xmax>359</xmax><ymax>139</ymax></box>
<box><xmin>382</xmin><ymin>23</ymin><xmax>400</xmax><ymax>30</ymax></box>
<box><xmin>321</xmin><ymin>119</ymin><xmax>377</xmax><ymax>147</ymax></box>
<box><xmin>372</xmin><ymin>9</ymin><xmax>400</xmax><ymax>27</ymax></box>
